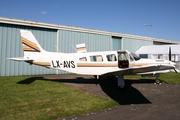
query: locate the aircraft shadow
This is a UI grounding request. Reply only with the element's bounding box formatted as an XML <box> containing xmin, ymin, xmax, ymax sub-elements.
<box><xmin>17</xmin><ymin>77</ymin><xmax>44</xmax><ymax>84</ymax></box>
<box><xmin>98</xmin><ymin>77</ymin><xmax>152</xmax><ymax>105</ymax></box>
<box><xmin>17</xmin><ymin>75</ymin><xmax>152</xmax><ymax>105</ymax></box>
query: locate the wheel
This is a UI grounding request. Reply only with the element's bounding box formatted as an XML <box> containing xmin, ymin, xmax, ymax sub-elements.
<box><xmin>155</xmin><ymin>79</ymin><xmax>161</xmax><ymax>84</ymax></box>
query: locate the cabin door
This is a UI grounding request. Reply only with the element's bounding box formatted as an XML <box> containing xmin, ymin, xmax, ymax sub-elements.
<box><xmin>118</xmin><ymin>52</ymin><xmax>129</xmax><ymax>68</ymax></box>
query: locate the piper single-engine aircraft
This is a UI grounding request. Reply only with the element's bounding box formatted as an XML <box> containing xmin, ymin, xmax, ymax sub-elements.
<box><xmin>9</xmin><ymin>30</ymin><xmax>176</xmax><ymax>88</ymax></box>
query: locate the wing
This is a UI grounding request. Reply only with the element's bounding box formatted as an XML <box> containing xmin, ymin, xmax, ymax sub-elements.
<box><xmin>137</xmin><ymin>70</ymin><xmax>170</xmax><ymax>76</ymax></box>
<box><xmin>104</xmin><ymin>64</ymin><xmax>175</xmax><ymax>75</ymax></box>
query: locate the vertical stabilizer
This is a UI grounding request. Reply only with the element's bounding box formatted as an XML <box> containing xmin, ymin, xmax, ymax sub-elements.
<box><xmin>20</xmin><ymin>30</ymin><xmax>46</xmax><ymax>53</ymax></box>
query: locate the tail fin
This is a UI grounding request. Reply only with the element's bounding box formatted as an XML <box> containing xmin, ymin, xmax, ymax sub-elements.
<box><xmin>76</xmin><ymin>43</ymin><xmax>87</xmax><ymax>53</ymax></box>
<box><xmin>8</xmin><ymin>30</ymin><xmax>46</xmax><ymax>62</ymax></box>
<box><xmin>20</xmin><ymin>30</ymin><xmax>46</xmax><ymax>54</ymax></box>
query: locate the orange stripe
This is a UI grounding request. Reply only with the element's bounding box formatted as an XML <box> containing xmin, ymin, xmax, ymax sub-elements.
<box><xmin>77</xmin><ymin>63</ymin><xmax>117</xmax><ymax>67</ymax></box>
<box><xmin>23</xmin><ymin>46</ymin><xmax>34</xmax><ymax>51</ymax></box>
<box><xmin>77</xmin><ymin>47</ymin><xmax>86</xmax><ymax>51</ymax></box>
<box><xmin>22</xmin><ymin>37</ymin><xmax>40</xmax><ymax>52</ymax></box>
<box><xmin>33</xmin><ymin>62</ymin><xmax>51</xmax><ymax>67</ymax></box>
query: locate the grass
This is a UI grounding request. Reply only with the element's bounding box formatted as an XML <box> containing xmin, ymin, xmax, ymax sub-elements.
<box><xmin>0</xmin><ymin>76</ymin><xmax>117</xmax><ymax>120</ymax></box>
<box><xmin>0</xmin><ymin>72</ymin><xmax>179</xmax><ymax>120</ymax></box>
<box><xmin>125</xmin><ymin>72</ymin><xmax>180</xmax><ymax>84</ymax></box>
<box><xmin>160</xmin><ymin>72</ymin><xmax>180</xmax><ymax>84</ymax></box>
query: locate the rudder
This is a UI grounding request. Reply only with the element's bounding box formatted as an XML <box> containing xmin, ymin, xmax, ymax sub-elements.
<box><xmin>20</xmin><ymin>30</ymin><xmax>46</xmax><ymax>53</ymax></box>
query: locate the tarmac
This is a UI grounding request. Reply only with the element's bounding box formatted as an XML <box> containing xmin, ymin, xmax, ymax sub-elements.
<box><xmin>40</xmin><ymin>74</ymin><xmax>180</xmax><ymax>120</ymax></box>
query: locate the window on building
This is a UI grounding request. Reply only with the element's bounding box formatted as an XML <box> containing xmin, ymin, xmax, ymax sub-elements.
<box><xmin>139</xmin><ymin>54</ymin><xmax>148</xmax><ymax>58</ymax></box>
<box><xmin>171</xmin><ymin>54</ymin><xmax>175</xmax><ymax>62</ymax></box>
<box><xmin>158</xmin><ymin>54</ymin><xmax>163</xmax><ymax>59</ymax></box>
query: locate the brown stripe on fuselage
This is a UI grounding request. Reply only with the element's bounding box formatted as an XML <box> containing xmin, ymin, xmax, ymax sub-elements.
<box><xmin>77</xmin><ymin>63</ymin><xmax>117</xmax><ymax>67</ymax></box>
<box><xmin>21</xmin><ymin>37</ymin><xmax>40</xmax><ymax>52</ymax></box>
<box><xmin>33</xmin><ymin>62</ymin><xmax>51</xmax><ymax>67</ymax></box>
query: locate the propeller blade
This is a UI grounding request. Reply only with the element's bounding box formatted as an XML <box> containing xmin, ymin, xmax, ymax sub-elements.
<box><xmin>174</xmin><ymin>68</ymin><xmax>178</xmax><ymax>73</ymax></box>
<box><xmin>169</xmin><ymin>47</ymin><xmax>171</xmax><ymax>61</ymax></box>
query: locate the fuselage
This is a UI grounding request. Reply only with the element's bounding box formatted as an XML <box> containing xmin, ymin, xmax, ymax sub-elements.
<box><xmin>25</xmin><ymin>50</ymin><xmax>175</xmax><ymax>75</ymax></box>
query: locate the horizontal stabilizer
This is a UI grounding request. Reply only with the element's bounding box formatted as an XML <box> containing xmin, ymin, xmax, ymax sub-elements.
<box><xmin>76</xmin><ymin>43</ymin><xmax>87</xmax><ymax>53</ymax></box>
<box><xmin>7</xmin><ymin>57</ymin><xmax>33</xmax><ymax>62</ymax></box>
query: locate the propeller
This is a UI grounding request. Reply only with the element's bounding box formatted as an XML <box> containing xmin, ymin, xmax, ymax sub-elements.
<box><xmin>168</xmin><ymin>47</ymin><xmax>178</xmax><ymax>73</ymax></box>
<box><xmin>169</xmin><ymin>47</ymin><xmax>171</xmax><ymax>61</ymax></box>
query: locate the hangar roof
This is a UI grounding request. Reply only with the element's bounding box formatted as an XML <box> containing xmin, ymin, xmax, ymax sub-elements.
<box><xmin>0</xmin><ymin>17</ymin><xmax>179</xmax><ymax>44</ymax></box>
<box><xmin>136</xmin><ymin>45</ymin><xmax>180</xmax><ymax>54</ymax></box>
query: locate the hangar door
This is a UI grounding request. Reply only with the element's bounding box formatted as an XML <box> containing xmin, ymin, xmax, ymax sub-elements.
<box><xmin>112</xmin><ymin>36</ymin><xmax>122</xmax><ymax>50</ymax></box>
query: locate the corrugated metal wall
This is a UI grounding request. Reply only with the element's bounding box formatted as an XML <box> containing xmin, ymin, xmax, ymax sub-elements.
<box><xmin>0</xmin><ymin>23</ymin><xmax>57</xmax><ymax>76</ymax></box>
<box><xmin>59</xmin><ymin>30</ymin><xmax>112</xmax><ymax>53</ymax></box>
<box><xmin>0</xmin><ymin>22</ymin><xmax>155</xmax><ymax>76</ymax></box>
<box><xmin>122</xmin><ymin>37</ymin><xmax>153</xmax><ymax>53</ymax></box>
<box><xmin>57</xmin><ymin>30</ymin><xmax>112</xmax><ymax>74</ymax></box>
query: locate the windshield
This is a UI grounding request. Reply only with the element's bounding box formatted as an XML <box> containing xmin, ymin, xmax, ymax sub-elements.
<box><xmin>131</xmin><ymin>53</ymin><xmax>141</xmax><ymax>61</ymax></box>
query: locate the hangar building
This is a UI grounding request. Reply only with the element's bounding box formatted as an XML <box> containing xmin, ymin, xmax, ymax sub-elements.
<box><xmin>0</xmin><ymin>17</ymin><xmax>179</xmax><ymax>76</ymax></box>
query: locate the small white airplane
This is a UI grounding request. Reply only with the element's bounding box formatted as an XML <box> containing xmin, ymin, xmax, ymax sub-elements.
<box><xmin>9</xmin><ymin>30</ymin><xmax>176</xmax><ymax>88</ymax></box>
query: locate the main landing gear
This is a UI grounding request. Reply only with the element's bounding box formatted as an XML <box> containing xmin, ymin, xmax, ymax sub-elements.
<box><xmin>95</xmin><ymin>74</ymin><xmax>162</xmax><ymax>90</ymax></box>
<box><xmin>117</xmin><ymin>75</ymin><xmax>125</xmax><ymax>89</ymax></box>
<box><xmin>95</xmin><ymin>75</ymin><xmax>126</xmax><ymax>89</ymax></box>
<box><xmin>155</xmin><ymin>76</ymin><xmax>161</xmax><ymax>84</ymax></box>
<box><xmin>107</xmin><ymin>75</ymin><xmax>125</xmax><ymax>89</ymax></box>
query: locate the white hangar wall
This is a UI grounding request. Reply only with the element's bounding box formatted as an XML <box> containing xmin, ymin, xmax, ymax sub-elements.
<box><xmin>0</xmin><ymin>17</ymin><xmax>179</xmax><ymax>76</ymax></box>
<box><xmin>136</xmin><ymin>45</ymin><xmax>180</xmax><ymax>62</ymax></box>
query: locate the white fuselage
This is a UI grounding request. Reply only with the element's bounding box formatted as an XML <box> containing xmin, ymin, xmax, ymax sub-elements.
<box><xmin>26</xmin><ymin>50</ymin><xmax>175</xmax><ymax>76</ymax></box>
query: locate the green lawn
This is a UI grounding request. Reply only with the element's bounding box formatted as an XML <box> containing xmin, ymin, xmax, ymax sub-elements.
<box><xmin>0</xmin><ymin>72</ymin><xmax>179</xmax><ymax>120</ymax></box>
<box><xmin>160</xmin><ymin>72</ymin><xmax>180</xmax><ymax>84</ymax></box>
<box><xmin>0</xmin><ymin>76</ymin><xmax>117</xmax><ymax>120</ymax></box>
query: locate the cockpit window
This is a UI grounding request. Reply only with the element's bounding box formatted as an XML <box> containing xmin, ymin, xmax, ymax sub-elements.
<box><xmin>118</xmin><ymin>52</ymin><xmax>128</xmax><ymax>61</ymax></box>
<box><xmin>129</xmin><ymin>54</ymin><xmax>134</xmax><ymax>62</ymax></box>
<box><xmin>131</xmin><ymin>53</ymin><xmax>141</xmax><ymax>61</ymax></box>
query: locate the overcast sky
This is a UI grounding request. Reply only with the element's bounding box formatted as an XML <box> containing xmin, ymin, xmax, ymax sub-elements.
<box><xmin>0</xmin><ymin>0</ymin><xmax>180</xmax><ymax>41</ymax></box>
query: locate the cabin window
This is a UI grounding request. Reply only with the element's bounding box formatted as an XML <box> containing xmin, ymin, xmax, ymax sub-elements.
<box><xmin>79</xmin><ymin>57</ymin><xmax>87</xmax><ymax>61</ymax></box>
<box><xmin>90</xmin><ymin>55</ymin><xmax>103</xmax><ymax>62</ymax></box>
<box><xmin>106</xmin><ymin>54</ymin><xmax>117</xmax><ymax>61</ymax></box>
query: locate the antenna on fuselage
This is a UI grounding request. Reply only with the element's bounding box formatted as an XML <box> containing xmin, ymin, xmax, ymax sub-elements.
<box><xmin>71</xmin><ymin>44</ymin><xmax>76</xmax><ymax>52</ymax></box>
<box><xmin>54</xmin><ymin>45</ymin><xmax>61</xmax><ymax>53</ymax></box>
